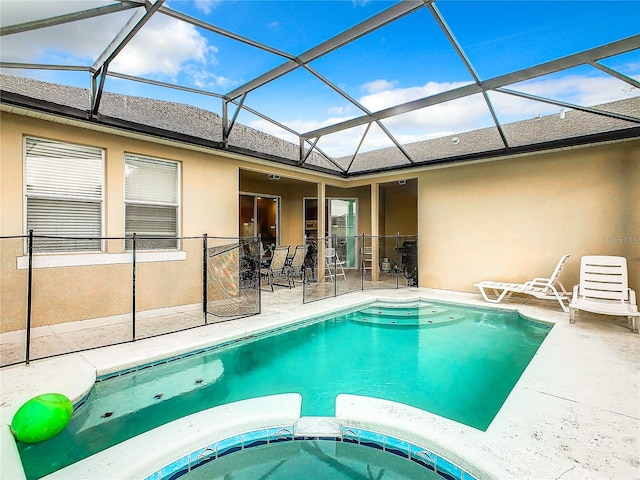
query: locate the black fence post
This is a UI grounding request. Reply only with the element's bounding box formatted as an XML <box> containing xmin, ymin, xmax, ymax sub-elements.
<box><xmin>331</xmin><ymin>235</ymin><xmax>338</xmax><ymax>297</ymax></box>
<box><xmin>395</xmin><ymin>233</ymin><xmax>400</xmax><ymax>289</ymax></box>
<box><xmin>415</xmin><ymin>235</ymin><xmax>419</xmax><ymax>287</ymax></box>
<box><xmin>258</xmin><ymin>234</ymin><xmax>262</xmax><ymax>314</ymax></box>
<box><xmin>25</xmin><ymin>230</ymin><xmax>33</xmax><ymax>365</ymax></box>
<box><xmin>132</xmin><ymin>233</ymin><xmax>137</xmax><ymax>341</ymax></box>
<box><xmin>361</xmin><ymin>233</ymin><xmax>365</xmax><ymax>291</ymax></box>
<box><xmin>202</xmin><ymin>233</ymin><xmax>208</xmax><ymax>324</ymax></box>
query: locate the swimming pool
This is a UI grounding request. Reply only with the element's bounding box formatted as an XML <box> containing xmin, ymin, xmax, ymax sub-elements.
<box><xmin>18</xmin><ymin>300</ymin><xmax>551</xmax><ymax>479</ymax></box>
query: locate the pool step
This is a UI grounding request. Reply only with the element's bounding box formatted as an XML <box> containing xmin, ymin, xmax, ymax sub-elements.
<box><xmin>349</xmin><ymin>303</ymin><xmax>466</xmax><ymax>327</ymax></box>
<box><xmin>294</xmin><ymin>416</ymin><xmax>340</xmax><ymax>438</ymax></box>
<box><xmin>356</xmin><ymin>307</ymin><xmax>449</xmax><ymax>318</ymax></box>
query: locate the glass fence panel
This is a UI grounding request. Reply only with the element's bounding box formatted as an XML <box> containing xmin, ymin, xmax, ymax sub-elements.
<box><xmin>335</xmin><ymin>235</ymin><xmax>363</xmax><ymax>297</ymax></box>
<box><xmin>395</xmin><ymin>235</ymin><xmax>419</xmax><ymax>287</ymax></box>
<box><xmin>206</xmin><ymin>237</ymin><xmax>260</xmax><ymax>321</ymax></box>
<box><xmin>302</xmin><ymin>237</ymin><xmax>334</xmax><ymax>303</ymax></box>
<box><xmin>362</xmin><ymin>235</ymin><xmax>396</xmax><ymax>290</ymax></box>
<box><xmin>303</xmin><ymin>235</ymin><xmax>419</xmax><ymax>303</ymax></box>
<box><xmin>29</xmin><ymin>235</ymin><xmax>134</xmax><ymax>362</ymax></box>
<box><xmin>134</xmin><ymin>236</ymin><xmax>205</xmax><ymax>340</ymax></box>
<box><xmin>1</xmin><ymin>237</ymin><xmax>29</xmax><ymax>366</ymax></box>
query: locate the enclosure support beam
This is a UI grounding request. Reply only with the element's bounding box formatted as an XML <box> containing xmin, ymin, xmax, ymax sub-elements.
<box><xmin>371</xmin><ymin>186</ymin><xmax>380</xmax><ymax>283</ymax></box>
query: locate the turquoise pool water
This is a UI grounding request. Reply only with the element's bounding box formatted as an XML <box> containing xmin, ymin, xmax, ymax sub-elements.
<box><xmin>18</xmin><ymin>300</ymin><xmax>551</xmax><ymax>479</ymax></box>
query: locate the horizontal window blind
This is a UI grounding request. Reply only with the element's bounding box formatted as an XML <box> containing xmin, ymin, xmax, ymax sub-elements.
<box><xmin>25</xmin><ymin>137</ymin><xmax>104</xmax><ymax>252</ymax></box>
<box><xmin>125</xmin><ymin>205</ymin><xmax>178</xmax><ymax>250</ymax></box>
<box><xmin>26</xmin><ymin>138</ymin><xmax>103</xmax><ymax>200</ymax></box>
<box><xmin>27</xmin><ymin>199</ymin><xmax>102</xmax><ymax>252</ymax></box>
<box><xmin>125</xmin><ymin>205</ymin><xmax>177</xmax><ymax>237</ymax></box>
<box><xmin>124</xmin><ymin>154</ymin><xmax>179</xmax><ymax>250</ymax></box>
<box><xmin>125</xmin><ymin>155</ymin><xmax>178</xmax><ymax>205</ymax></box>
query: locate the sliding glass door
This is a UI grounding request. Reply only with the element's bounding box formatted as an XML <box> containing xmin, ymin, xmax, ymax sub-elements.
<box><xmin>304</xmin><ymin>197</ymin><xmax>357</xmax><ymax>268</ymax></box>
<box><xmin>329</xmin><ymin>199</ymin><xmax>357</xmax><ymax>268</ymax></box>
<box><xmin>240</xmin><ymin>194</ymin><xmax>280</xmax><ymax>249</ymax></box>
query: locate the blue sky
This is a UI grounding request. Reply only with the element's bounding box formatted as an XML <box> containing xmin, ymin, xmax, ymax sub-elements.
<box><xmin>1</xmin><ymin>0</ymin><xmax>639</xmax><ymax>156</ymax></box>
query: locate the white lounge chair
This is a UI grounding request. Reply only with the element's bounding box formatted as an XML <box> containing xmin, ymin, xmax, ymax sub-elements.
<box><xmin>325</xmin><ymin>247</ymin><xmax>347</xmax><ymax>282</ymax></box>
<box><xmin>289</xmin><ymin>244</ymin><xmax>308</xmax><ymax>286</ymax></box>
<box><xmin>475</xmin><ymin>254</ymin><xmax>571</xmax><ymax>312</ymax></box>
<box><xmin>362</xmin><ymin>246</ymin><xmax>374</xmax><ymax>273</ymax></box>
<box><xmin>569</xmin><ymin>255</ymin><xmax>639</xmax><ymax>333</ymax></box>
<box><xmin>261</xmin><ymin>245</ymin><xmax>292</xmax><ymax>291</ymax></box>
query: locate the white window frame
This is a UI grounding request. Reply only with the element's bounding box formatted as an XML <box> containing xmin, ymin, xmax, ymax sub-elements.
<box><xmin>23</xmin><ymin>136</ymin><xmax>105</xmax><ymax>254</ymax></box>
<box><xmin>124</xmin><ymin>153</ymin><xmax>181</xmax><ymax>250</ymax></box>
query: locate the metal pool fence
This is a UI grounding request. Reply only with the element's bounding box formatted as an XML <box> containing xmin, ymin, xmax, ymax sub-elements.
<box><xmin>0</xmin><ymin>232</ymin><xmax>418</xmax><ymax>366</ymax></box>
<box><xmin>302</xmin><ymin>234</ymin><xmax>419</xmax><ymax>303</ymax></box>
<box><xmin>0</xmin><ymin>232</ymin><xmax>262</xmax><ymax>367</ymax></box>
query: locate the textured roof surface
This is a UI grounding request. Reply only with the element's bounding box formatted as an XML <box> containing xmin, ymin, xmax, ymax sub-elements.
<box><xmin>1</xmin><ymin>73</ymin><xmax>639</xmax><ymax>176</ymax></box>
<box><xmin>345</xmin><ymin>97</ymin><xmax>640</xmax><ymax>173</ymax></box>
<box><xmin>0</xmin><ymin>73</ymin><xmax>334</xmax><ymax>171</ymax></box>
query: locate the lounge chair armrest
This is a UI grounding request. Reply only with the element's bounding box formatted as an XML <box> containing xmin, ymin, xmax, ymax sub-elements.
<box><xmin>530</xmin><ymin>277</ymin><xmax>551</xmax><ymax>284</ymax></box>
<box><xmin>524</xmin><ymin>279</ymin><xmax>552</xmax><ymax>289</ymax></box>
<box><xmin>629</xmin><ymin>288</ymin><xmax>636</xmax><ymax>305</ymax></box>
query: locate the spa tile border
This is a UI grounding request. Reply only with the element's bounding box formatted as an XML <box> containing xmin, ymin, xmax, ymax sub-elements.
<box><xmin>144</xmin><ymin>425</ymin><xmax>477</xmax><ymax>480</ymax></box>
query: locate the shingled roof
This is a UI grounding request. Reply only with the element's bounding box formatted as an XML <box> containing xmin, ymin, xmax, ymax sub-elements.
<box><xmin>1</xmin><ymin>73</ymin><xmax>639</xmax><ymax>177</ymax></box>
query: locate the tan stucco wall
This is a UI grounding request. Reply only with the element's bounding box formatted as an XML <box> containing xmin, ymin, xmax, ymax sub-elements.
<box><xmin>623</xmin><ymin>150</ymin><xmax>640</xmax><ymax>280</ymax></box>
<box><xmin>417</xmin><ymin>140</ymin><xmax>640</xmax><ymax>293</ymax></box>
<box><xmin>381</xmin><ymin>180</ymin><xmax>418</xmax><ymax>236</ymax></box>
<box><xmin>2</xmin><ymin>108</ymin><xmax>638</xmax><ymax>332</ymax></box>
<box><xmin>1</xmin><ymin>112</ymin><xmax>239</xmax><ymax>331</ymax></box>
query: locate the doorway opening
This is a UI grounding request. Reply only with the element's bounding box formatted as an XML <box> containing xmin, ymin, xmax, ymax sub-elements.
<box><xmin>304</xmin><ymin>197</ymin><xmax>358</xmax><ymax>268</ymax></box>
<box><xmin>240</xmin><ymin>193</ymin><xmax>280</xmax><ymax>251</ymax></box>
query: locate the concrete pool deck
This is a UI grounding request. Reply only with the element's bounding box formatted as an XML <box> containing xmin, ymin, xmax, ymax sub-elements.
<box><xmin>1</xmin><ymin>288</ymin><xmax>639</xmax><ymax>479</ymax></box>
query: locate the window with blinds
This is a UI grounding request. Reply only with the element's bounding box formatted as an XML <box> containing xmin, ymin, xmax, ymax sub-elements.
<box><xmin>25</xmin><ymin>137</ymin><xmax>104</xmax><ymax>252</ymax></box>
<box><xmin>124</xmin><ymin>154</ymin><xmax>179</xmax><ymax>250</ymax></box>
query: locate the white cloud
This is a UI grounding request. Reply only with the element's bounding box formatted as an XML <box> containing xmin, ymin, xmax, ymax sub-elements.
<box><xmin>361</xmin><ymin>79</ymin><xmax>396</xmax><ymax>94</ymax></box>
<box><xmin>359</xmin><ymin>80</ymin><xmax>473</xmax><ymax>112</ymax></box>
<box><xmin>327</xmin><ymin>105</ymin><xmax>351</xmax><ymax>115</ymax></box>
<box><xmin>193</xmin><ymin>0</ymin><xmax>220</xmax><ymax>15</ymax></box>
<box><xmin>1</xmin><ymin>3</ymin><xmax>226</xmax><ymax>87</ymax></box>
<box><xmin>502</xmin><ymin>74</ymin><xmax>640</xmax><ymax>112</ymax></box>
<box><xmin>187</xmin><ymin>66</ymin><xmax>236</xmax><ymax>90</ymax></box>
<box><xmin>111</xmin><ymin>17</ymin><xmax>215</xmax><ymax>78</ymax></box>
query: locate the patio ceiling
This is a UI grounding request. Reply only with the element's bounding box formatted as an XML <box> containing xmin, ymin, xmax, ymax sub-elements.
<box><xmin>1</xmin><ymin>0</ymin><xmax>639</xmax><ymax>177</ymax></box>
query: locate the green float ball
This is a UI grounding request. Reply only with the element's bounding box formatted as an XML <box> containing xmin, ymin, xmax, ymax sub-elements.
<box><xmin>11</xmin><ymin>393</ymin><xmax>73</xmax><ymax>444</ymax></box>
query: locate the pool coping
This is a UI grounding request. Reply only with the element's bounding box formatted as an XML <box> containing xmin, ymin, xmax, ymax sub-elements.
<box><xmin>39</xmin><ymin>393</ymin><xmax>480</xmax><ymax>480</ymax></box>
<box><xmin>1</xmin><ymin>288</ymin><xmax>638</xmax><ymax>479</ymax></box>
<box><xmin>42</xmin><ymin>394</ymin><xmax>303</xmax><ymax>480</ymax></box>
